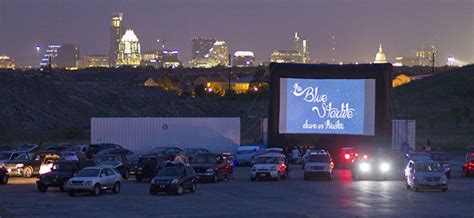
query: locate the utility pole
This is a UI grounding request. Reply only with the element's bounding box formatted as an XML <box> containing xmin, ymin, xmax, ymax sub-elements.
<box><xmin>228</xmin><ymin>54</ymin><xmax>232</xmax><ymax>92</ymax></box>
<box><xmin>431</xmin><ymin>51</ymin><xmax>436</xmax><ymax>74</ymax></box>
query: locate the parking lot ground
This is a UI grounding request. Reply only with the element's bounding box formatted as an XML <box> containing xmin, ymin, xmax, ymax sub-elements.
<box><xmin>0</xmin><ymin>167</ymin><xmax>473</xmax><ymax>217</ymax></box>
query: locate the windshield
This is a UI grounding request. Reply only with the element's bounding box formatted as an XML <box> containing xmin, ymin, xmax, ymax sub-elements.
<box><xmin>158</xmin><ymin>167</ymin><xmax>184</xmax><ymax>177</ymax></box>
<box><xmin>255</xmin><ymin>157</ymin><xmax>279</xmax><ymax>164</ymax></box>
<box><xmin>431</xmin><ymin>153</ymin><xmax>446</xmax><ymax>161</ymax></box>
<box><xmin>415</xmin><ymin>163</ymin><xmax>442</xmax><ymax>172</ymax></box>
<box><xmin>0</xmin><ymin>153</ymin><xmax>12</xmax><ymax>160</ymax></box>
<box><xmin>183</xmin><ymin>149</ymin><xmax>198</xmax><ymax>155</ymax></box>
<box><xmin>53</xmin><ymin>162</ymin><xmax>77</xmax><ymax>171</ymax></box>
<box><xmin>237</xmin><ymin>150</ymin><xmax>254</xmax><ymax>155</ymax></box>
<box><xmin>192</xmin><ymin>154</ymin><xmax>216</xmax><ymax>164</ymax></box>
<box><xmin>76</xmin><ymin>169</ymin><xmax>100</xmax><ymax>177</ymax></box>
<box><xmin>308</xmin><ymin>155</ymin><xmax>329</xmax><ymax>162</ymax></box>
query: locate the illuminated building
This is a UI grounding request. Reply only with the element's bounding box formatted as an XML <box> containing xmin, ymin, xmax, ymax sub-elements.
<box><xmin>206</xmin><ymin>41</ymin><xmax>229</xmax><ymax>67</ymax></box>
<box><xmin>191</xmin><ymin>37</ymin><xmax>216</xmax><ymax>68</ymax></box>
<box><xmin>116</xmin><ymin>29</ymin><xmax>142</xmax><ymax>67</ymax></box>
<box><xmin>0</xmin><ymin>55</ymin><xmax>15</xmax><ymax>69</ymax></box>
<box><xmin>194</xmin><ymin>76</ymin><xmax>265</xmax><ymax>95</ymax></box>
<box><xmin>414</xmin><ymin>46</ymin><xmax>436</xmax><ymax>66</ymax></box>
<box><xmin>109</xmin><ymin>12</ymin><xmax>123</xmax><ymax>67</ymax></box>
<box><xmin>374</xmin><ymin>44</ymin><xmax>388</xmax><ymax>64</ymax></box>
<box><xmin>57</xmin><ymin>44</ymin><xmax>80</xmax><ymax>69</ymax></box>
<box><xmin>294</xmin><ymin>32</ymin><xmax>309</xmax><ymax>63</ymax></box>
<box><xmin>40</xmin><ymin>44</ymin><xmax>61</xmax><ymax>68</ymax></box>
<box><xmin>233</xmin><ymin>51</ymin><xmax>255</xmax><ymax>67</ymax></box>
<box><xmin>84</xmin><ymin>55</ymin><xmax>109</xmax><ymax>68</ymax></box>
<box><xmin>161</xmin><ymin>50</ymin><xmax>182</xmax><ymax>68</ymax></box>
<box><xmin>270</xmin><ymin>50</ymin><xmax>302</xmax><ymax>63</ymax></box>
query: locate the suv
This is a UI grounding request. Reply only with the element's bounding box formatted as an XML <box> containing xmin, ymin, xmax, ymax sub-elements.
<box><xmin>191</xmin><ymin>153</ymin><xmax>230</xmax><ymax>183</ymax></box>
<box><xmin>4</xmin><ymin>152</ymin><xmax>61</xmax><ymax>177</ymax></box>
<box><xmin>303</xmin><ymin>151</ymin><xmax>334</xmax><ymax>181</ymax></box>
<box><xmin>36</xmin><ymin>160</ymin><xmax>95</xmax><ymax>192</ymax></box>
<box><xmin>182</xmin><ymin>148</ymin><xmax>210</xmax><ymax>162</ymax></box>
<box><xmin>405</xmin><ymin>160</ymin><xmax>448</xmax><ymax>192</ymax></box>
<box><xmin>339</xmin><ymin>147</ymin><xmax>358</xmax><ymax>168</ymax></box>
<box><xmin>86</xmin><ymin>143</ymin><xmax>125</xmax><ymax>158</ymax></box>
<box><xmin>135</xmin><ymin>155</ymin><xmax>166</xmax><ymax>182</ymax></box>
<box><xmin>0</xmin><ymin>151</ymin><xmax>23</xmax><ymax>165</ymax></box>
<box><xmin>149</xmin><ymin>162</ymin><xmax>197</xmax><ymax>196</ymax></box>
<box><xmin>149</xmin><ymin>147</ymin><xmax>183</xmax><ymax>161</ymax></box>
<box><xmin>250</xmin><ymin>154</ymin><xmax>288</xmax><ymax>181</ymax></box>
<box><xmin>97</xmin><ymin>160</ymin><xmax>131</xmax><ymax>179</ymax></box>
<box><xmin>351</xmin><ymin>153</ymin><xmax>392</xmax><ymax>181</ymax></box>
<box><xmin>462</xmin><ymin>152</ymin><xmax>474</xmax><ymax>176</ymax></box>
<box><xmin>65</xmin><ymin>166</ymin><xmax>122</xmax><ymax>196</ymax></box>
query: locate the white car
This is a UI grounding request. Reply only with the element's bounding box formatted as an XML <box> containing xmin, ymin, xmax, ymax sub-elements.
<box><xmin>65</xmin><ymin>166</ymin><xmax>122</xmax><ymax>196</ymax></box>
<box><xmin>304</xmin><ymin>151</ymin><xmax>334</xmax><ymax>180</ymax></box>
<box><xmin>250</xmin><ymin>154</ymin><xmax>288</xmax><ymax>181</ymax></box>
<box><xmin>405</xmin><ymin>160</ymin><xmax>448</xmax><ymax>192</ymax></box>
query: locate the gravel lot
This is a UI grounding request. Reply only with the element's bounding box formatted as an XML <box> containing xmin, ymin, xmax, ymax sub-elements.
<box><xmin>0</xmin><ymin>165</ymin><xmax>473</xmax><ymax>217</ymax></box>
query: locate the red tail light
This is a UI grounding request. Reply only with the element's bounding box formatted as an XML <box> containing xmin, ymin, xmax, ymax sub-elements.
<box><xmin>278</xmin><ymin>164</ymin><xmax>286</xmax><ymax>171</ymax></box>
<box><xmin>344</xmin><ymin>154</ymin><xmax>351</xmax><ymax>160</ymax></box>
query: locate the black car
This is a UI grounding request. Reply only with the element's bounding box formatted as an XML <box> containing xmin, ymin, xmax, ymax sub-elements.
<box><xmin>191</xmin><ymin>153</ymin><xmax>230</xmax><ymax>183</ymax></box>
<box><xmin>0</xmin><ymin>166</ymin><xmax>8</xmax><ymax>184</ymax></box>
<box><xmin>182</xmin><ymin>148</ymin><xmax>210</xmax><ymax>161</ymax></box>
<box><xmin>135</xmin><ymin>155</ymin><xmax>166</xmax><ymax>182</ymax></box>
<box><xmin>36</xmin><ymin>160</ymin><xmax>95</xmax><ymax>192</ymax></box>
<box><xmin>149</xmin><ymin>162</ymin><xmax>197</xmax><ymax>196</ymax></box>
<box><xmin>97</xmin><ymin>160</ymin><xmax>131</xmax><ymax>179</ymax></box>
<box><xmin>149</xmin><ymin>147</ymin><xmax>183</xmax><ymax>161</ymax></box>
<box><xmin>86</xmin><ymin>143</ymin><xmax>125</xmax><ymax>158</ymax></box>
<box><xmin>351</xmin><ymin>153</ymin><xmax>393</xmax><ymax>180</ymax></box>
<box><xmin>43</xmin><ymin>144</ymin><xmax>72</xmax><ymax>152</ymax></box>
<box><xmin>3</xmin><ymin>152</ymin><xmax>61</xmax><ymax>177</ymax></box>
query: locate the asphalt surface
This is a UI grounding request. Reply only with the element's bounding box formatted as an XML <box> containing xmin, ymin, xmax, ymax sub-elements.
<box><xmin>0</xmin><ymin>165</ymin><xmax>473</xmax><ymax>217</ymax></box>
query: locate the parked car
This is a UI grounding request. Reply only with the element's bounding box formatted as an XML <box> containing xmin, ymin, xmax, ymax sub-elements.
<box><xmin>14</xmin><ymin>144</ymin><xmax>39</xmax><ymax>153</ymax></box>
<box><xmin>149</xmin><ymin>147</ymin><xmax>183</xmax><ymax>161</ymax></box>
<box><xmin>303</xmin><ymin>150</ymin><xmax>334</xmax><ymax>181</ymax></box>
<box><xmin>462</xmin><ymin>152</ymin><xmax>474</xmax><ymax>176</ymax></box>
<box><xmin>404</xmin><ymin>160</ymin><xmax>448</xmax><ymax>192</ymax></box>
<box><xmin>135</xmin><ymin>155</ymin><xmax>166</xmax><ymax>182</ymax></box>
<box><xmin>65</xmin><ymin>166</ymin><xmax>122</xmax><ymax>196</ymax></box>
<box><xmin>43</xmin><ymin>144</ymin><xmax>72</xmax><ymax>152</ymax></box>
<box><xmin>351</xmin><ymin>152</ymin><xmax>392</xmax><ymax>181</ymax></box>
<box><xmin>250</xmin><ymin>154</ymin><xmax>288</xmax><ymax>181</ymax></box>
<box><xmin>36</xmin><ymin>160</ymin><xmax>95</xmax><ymax>192</ymax></box>
<box><xmin>97</xmin><ymin>160</ymin><xmax>130</xmax><ymax>179</ymax></box>
<box><xmin>149</xmin><ymin>162</ymin><xmax>197</xmax><ymax>196</ymax></box>
<box><xmin>191</xmin><ymin>153</ymin><xmax>229</xmax><ymax>183</ymax></box>
<box><xmin>3</xmin><ymin>152</ymin><xmax>61</xmax><ymax>177</ymax></box>
<box><xmin>182</xmin><ymin>148</ymin><xmax>210</xmax><ymax>161</ymax></box>
<box><xmin>429</xmin><ymin>151</ymin><xmax>451</xmax><ymax>179</ymax></box>
<box><xmin>86</xmin><ymin>143</ymin><xmax>125</xmax><ymax>158</ymax></box>
<box><xmin>127</xmin><ymin>154</ymin><xmax>141</xmax><ymax>176</ymax></box>
<box><xmin>0</xmin><ymin>166</ymin><xmax>8</xmax><ymax>184</ymax></box>
<box><xmin>0</xmin><ymin>151</ymin><xmax>23</xmax><ymax>165</ymax></box>
<box><xmin>61</xmin><ymin>145</ymin><xmax>89</xmax><ymax>160</ymax></box>
<box><xmin>235</xmin><ymin>146</ymin><xmax>260</xmax><ymax>166</ymax></box>
<box><xmin>95</xmin><ymin>153</ymin><xmax>128</xmax><ymax>164</ymax></box>
<box><xmin>338</xmin><ymin>147</ymin><xmax>358</xmax><ymax>168</ymax></box>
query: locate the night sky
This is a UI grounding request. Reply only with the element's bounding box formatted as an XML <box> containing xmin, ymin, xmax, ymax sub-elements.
<box><xmin>0</xmin><ymin>0</ymin><xmax>472</xmax><ymax>67</ymax></box>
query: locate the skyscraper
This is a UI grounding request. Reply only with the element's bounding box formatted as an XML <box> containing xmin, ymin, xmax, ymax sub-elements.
<box><xmin>57</xmin><ymin>44</ymin><xmax>80</xmax><ymax>68</ymax></box>
<box><xmin>116</xmin><ymin>29</ymin><xmax>141</xmax><ymax>67</ymax></box>
<box><xmin>269</xmin><ymin>32</ymin><xmax>309</xmax><ymax>64</ymax></box>
<box><xmin>191</xmin><ymin>37</ymin><xmax>216</xmax><ymax>68</ymax></box>
<box><xmin>40</xmin><ymin>44</ymin><xmax>61</xmax><ymax>68</ymax></box>
<box><xmin>0</xmin><ymin>55</ymin><xmax>15</xmax><ymax>69</ymax></box>
<box><xmin>207</xmin><ymin>41</ymin><xmax>229</xmax><ymax>67</ymax></box>
<box><xmin>109</xmin><ymin>12</ymin><xmax>123</xmax><ymax>67</ymax></box>
<box><xmin>294</xmin><ymin>32</ymin><xmax>309</xmax><ymax>63</ymax></box>
<box><xmin>233</xmin><ymin>51</ymin><xmax>255</xmax><ymax>67</ymax></box>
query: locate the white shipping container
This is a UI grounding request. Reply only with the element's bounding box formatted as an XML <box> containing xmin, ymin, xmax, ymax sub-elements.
<box><xmin>392</xmin><ymin>119</ymin><xmax>416</xmax><ymax>151</ymax></box>
<box><xmin>91</xmin><ymin>117</ymin><xmax>241</xmax><ymax>153</ymax></box>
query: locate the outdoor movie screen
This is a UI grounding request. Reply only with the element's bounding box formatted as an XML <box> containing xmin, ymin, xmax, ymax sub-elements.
<box><xmin>279</xmin><ymin>78</ymin><xmax>376</xmax><ymax>135</ymax></box>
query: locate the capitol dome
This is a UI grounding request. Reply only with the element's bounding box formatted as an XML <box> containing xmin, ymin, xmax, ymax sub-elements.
<box><xmin>374</xmin><ymin>44</ymin><xmax>387</xmax><ymax>64</ymax></box>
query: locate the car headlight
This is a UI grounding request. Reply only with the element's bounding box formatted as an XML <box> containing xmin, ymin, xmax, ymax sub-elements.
<box><xmin>206</xmin><ymin>168</ymin><xmax>214</xmax><ymax>173</ymax></box>
<box><xmin>16</xmin><ymin>163</ymin><xmax>24</xmax><ymax>168</ymax></box>
<box><xmin>359</xmin><ymin>162</ymin><xmax>370</xmax><ymax>172</ymax></box>
<box><xmin>251</xmin><ymin>167</ymin><xmax>256</xmax><ymax>172</ymax></box>
<box><xmin>84</xmin><ymin>181</ymin><xmax>93</xmax><ymax>186</ymax></box>
<box><xmin>270</xmin><ymin>166</ymin><xmax>277</xmax><ymax>171</ymax></box>
<box><xmin>171</xmin><ymin>179</ymin><xmax>179</xmax><ymax>184</ymax></box>
<box><xmin>380</xmin><ymin>163</ymin><xmax>390</xmax><ymax>172</ymax></box>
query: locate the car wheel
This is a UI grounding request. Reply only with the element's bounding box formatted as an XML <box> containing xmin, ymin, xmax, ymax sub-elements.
<box><xmin>442</xmin><ymin>187</ymin><xmax>448</xmax><ymax>192</ymax></box>
<box><xmin>112</xmin><ymin>182</ymin><xmax>121</xmax><ymax>194</ymax></box>
<box><xmin>213</xmin><ymin>174</ymin><xmax>218</xmax><ymax>183</ymax></box>
<box><xmin>446</xmin><ymin>171</ymin><xmax>451</xmax><ymax>179</ymax></box>
<box><xmin>68</xmin><ymin>191</ymin><xmax>75</xmax><ymax>196</ymax></box>
<box><xmin>93</xmin><ymin>184</ymin><xmax>101</xmax><ymax>196</ymax></box>
<box><xmin>123</xmin><ymin>170</ymin><xmax>130</xmax><ymax>180</ymax></box>
<box><xmin>1</xmin><ymin>175</ymin><xmax>8</xmax><ymax>184</ymax></box>
<box><xmin>23</xmin><ymin>167</ymin><xmax>33</xmax><ymax>178</ymax></box>
<box><xmin>176</xmin><ymin>185</ymin><xmax>184</xmax><ymax>196</ymax></box>
<box><xmin>59</xmin><ymin>185</ymin><xmax>65</xmax><ymax>192</ymax></box>
<box><xmin>136</xmin><ymin>176</ymin><xmax>142</xmax><ymax>182</ymax></box>
<box><xmin>413</xmin><ymin>184</ymin><xmax>419</xmax><ymax>192</ymax></box>
<box><xmin>190</xmin><ymin>183</ymin><xmax>197</xmax><ymax>193</ymax></box>
<box><xmin>37</xmin><ymin>183</ymin><xmax>48</xmax><ymax>192</ymax></box>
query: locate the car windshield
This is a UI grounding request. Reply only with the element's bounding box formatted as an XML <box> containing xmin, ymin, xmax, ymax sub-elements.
<box><xmin>255</xmin><ymin>157</ymin><xmax>279</xmax><ymax>164</ymax></box>
<box><xmin>431</xmin><ymin>153</ymin><xmax>446</xmax><ymax>161</ymax></box>
<box><xmin>76</xmin><ymin>169</ymin><xmax>100</xmax><ymax>177</ymax></box>
<box><xmin>415</xmin><ymin>163</ymin><xmax>442</xmax><ymax>172</ymax></box>
<box><xmin>158</xmin><ymin>167</ymin><xmax>184</xmax><ymax>177</ymax></box>
<box><xmin>100</xmin><ymin>160</ymin><xmax>120</xmax><ymax>166</ymax></box>
<box><xmin>53</xmin><ymin>162</ymin><xmax>77</xmax><ymax>171</ymax></box>
<box><xmin>0</xmin><ymin>153</ymin><xmax>12</xmax><ymax>160</ymax></box>
<box><xmin>183</xmin><ymin>149</ymin><xmax>199</xmax><ymax>155</ymax></box>
<box><xmin>192</xmin><ymin>154</ymin><xmax>216</xmax><ymax>164</ymax></box>
<box><xmin>237</xmin><ymin>150</ymin><xmax>254</xmax><ymax>155</ymax></box>
<box><xmin>308</xmin><ymin>155</ymin><xmax>329</xmax><ymax>162</ymax></box>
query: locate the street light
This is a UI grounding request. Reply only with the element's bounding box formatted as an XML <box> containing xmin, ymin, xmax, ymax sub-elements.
<box><xmin>447</xmin><ymin>56</ymin><xmax>455</xmax><ymax>66</ymax></box>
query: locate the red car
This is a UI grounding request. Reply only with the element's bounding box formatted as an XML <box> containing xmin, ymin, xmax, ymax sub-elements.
<box><xmin>462</xmin><ymin>152</ymin><xmax>474</xmax><ymax>176</ymax></box>
<box><xmin>339</xmin><ymin>147</ymin><xmax>359</xmax><ymax>168</ymax></box>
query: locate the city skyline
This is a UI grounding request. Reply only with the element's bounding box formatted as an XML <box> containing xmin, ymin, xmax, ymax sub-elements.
<box><xmin>0</xmin><ymin>0</ymin><xmax>472</xmax><ymax>67</ymax></box>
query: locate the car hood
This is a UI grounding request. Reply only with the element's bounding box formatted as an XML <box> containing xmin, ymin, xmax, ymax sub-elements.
<box><xmin>415</xmin><ymin>171</ymin><xmax>445</xmax><ymax>177</ymax></box>
<box><xmin>253</xmin><ymin>164</ymin><xmax>277</xmax><ymax>169</ymax></box>
<box><xmin>152</xmin><ymin>176</ymin><xmax>179</xmax><ymax>181</ymax></box>
<box><xmin>68</xmin><ymin>177</ymin><xmax>99</xmax><ymax>182</ymax></box>
<box><xmin>191</xmin><ymin>163</ymin><xmax>214</xmax><ymax>168</ymax></box>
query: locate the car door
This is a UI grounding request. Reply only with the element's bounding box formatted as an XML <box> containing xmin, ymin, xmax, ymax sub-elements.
<box><xmin>107</xmin><ymin>168</ymin><xmax>118</xmax><ymax>188</ymax></box>
<box><xmin>215</xmin><ymin>155</ymin><xmax>225</xmax><ymax>179</ymax></box>
<box><xmin>183</xmin><ymin>167</ymin><xmax>193</xmax><ymax>189</ymax></box>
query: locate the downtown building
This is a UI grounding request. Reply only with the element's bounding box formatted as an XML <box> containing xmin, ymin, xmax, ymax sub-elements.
<box><xmin>109</xmin><ymin>13</ymin><xmax>124</xmax><ymax>67</ymax></box>
<box><xmin>270</xmin><ymin>32</ymin><xmax>309</xmax><ymax>64</ymax></box>
<box><xmin>0</xmin><ymin>55</ymin><xmax>15</xmax><ymax>69</ymax></box>
<box><xmin>233</xmin><ymin>51</ymin><xmax>255</xmax><ymax>67</ymax></box>
<box><xmin>116</xmin><ymin>29</ymin><xmax>142</xmax><ymax>67</ymax></box>
<box><xmin>84</xmin><ymin>55</ymin><xmax>109</xmax><ymax>68</ymax></box>
<box><xmin>40</xmin><ymin>44</ymin><xmax>80</xmax><ymax>69</ymax></box>
<box><xmin>191</xmin><ymin>38</ymin><xmax>229</xmax><ymax>68</ymax></box>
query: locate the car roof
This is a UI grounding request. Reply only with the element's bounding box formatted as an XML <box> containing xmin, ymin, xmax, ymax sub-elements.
<box><xmin>237</xmin><ymin>146</ymin><xmax>259</xmax><ymax>151</ymax></box>
<box><xmin>258</xmin><ymin>153</ymin><xmax>283</xmax><ymax>158</ymax></box>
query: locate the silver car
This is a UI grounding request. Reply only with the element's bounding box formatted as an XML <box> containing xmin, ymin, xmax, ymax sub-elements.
<box><xmin>405</xmin><ymin>160</ymin><xmax>448</xmax><ymax>192</ymax></box>
<box><xmin>65</xmin><ymin>166</ymin><xmax>122</xmax><ymax>196</ymax></box>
